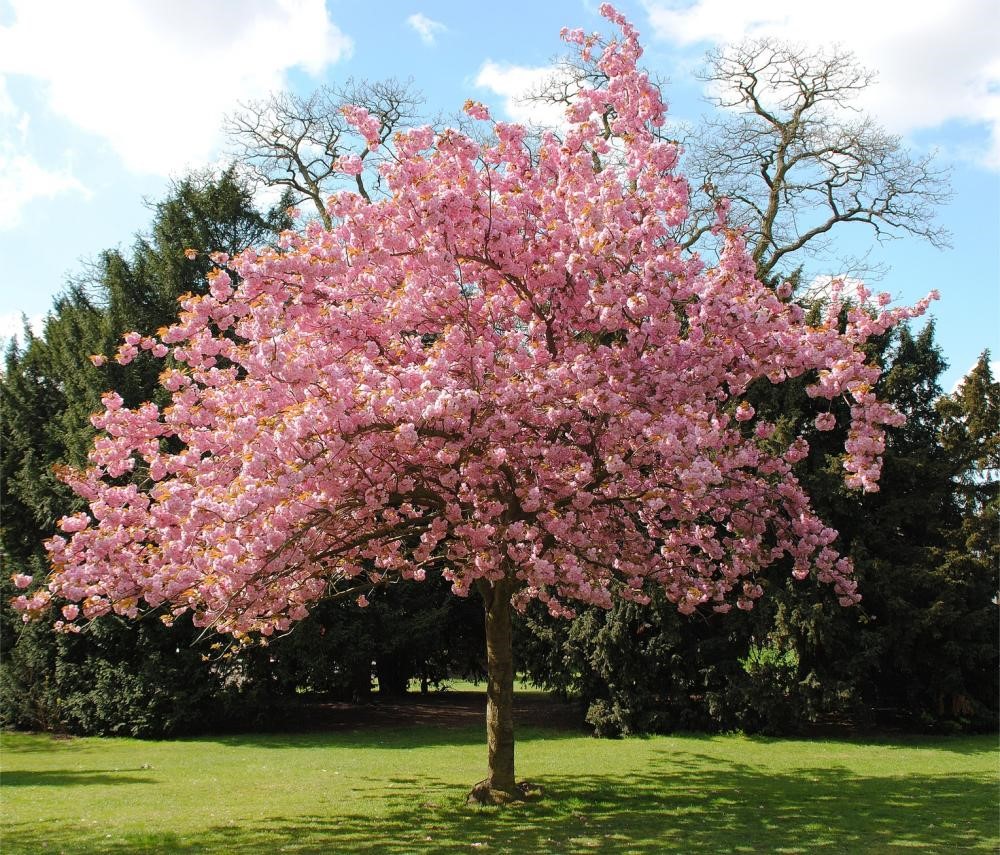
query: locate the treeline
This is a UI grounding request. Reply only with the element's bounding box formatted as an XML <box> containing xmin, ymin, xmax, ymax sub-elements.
<box><xmin>0</xmin><ymin>171</ymin><xmax>485</xmax><ymax>735</ymax></box>
<box><xmin>2</xmin><ymin>39</ymin><xmax>997</xmax><ymax>736</ymax></box>
<box><xmin>1</xmin><ymin>167</ymin><xmax>995</xmax><ymax>738</ymax></box>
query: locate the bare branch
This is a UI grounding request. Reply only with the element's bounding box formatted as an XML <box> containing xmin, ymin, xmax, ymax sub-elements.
<box><xmin>225</xmin><ymin>79</ymin><xmax>426</xmax><ymax>228</ymax></box>
<box><xmin>681</xmin><ymin>38</ymin><xmax>952</xmax><ymax>281</ymax></box>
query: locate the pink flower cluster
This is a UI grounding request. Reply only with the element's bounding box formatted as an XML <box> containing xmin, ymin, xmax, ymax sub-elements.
<box><xmin>341</xmin><ymin>104</ymin><xmax>382</xmax><ymax>150</ymax></box>
<box><xmin>19</xmin><ymin>6</ymin><xmax>932</xmax><ymax>636</ymax></box>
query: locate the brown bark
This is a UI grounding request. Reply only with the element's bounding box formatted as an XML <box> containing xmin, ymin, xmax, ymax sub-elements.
<box><xmin>469</xmin><ymin>578</ymin><xmax>517</xmax><ymax>803</ymax></box>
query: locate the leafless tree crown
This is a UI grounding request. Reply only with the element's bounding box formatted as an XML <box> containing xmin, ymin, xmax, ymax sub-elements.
<box><xmin>225</xmin><ymin>79</ymin><xmax>424</xmax><ymax>228</ymax></box>
<box><xmin>682</xmin><ymin>38</ymin><xmax>952</xmax><ymax>280</ymax></box>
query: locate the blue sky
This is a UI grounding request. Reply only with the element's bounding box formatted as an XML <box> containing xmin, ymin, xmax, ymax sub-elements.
<box><xmin>1</xmin><ymin>0</ymin><xmax>996</xmax><ymax>390</ymax></box>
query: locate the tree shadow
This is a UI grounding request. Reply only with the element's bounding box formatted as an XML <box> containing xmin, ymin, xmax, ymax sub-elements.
<box><xmin>738</xmin><ymin>732</ymin><xmax>1000</xmax><ymax>757</ymax></box>
<box><xmin>204</xmin><ymin>690</ymin><xmax>587</xmax><ymax>748</ymax></box>
<box><xmin>195</xmin><ymin>729</ymin><xmax>467</xmax><ymax>752</ymax></box>
<box><xmin>198</xmin><ymin>722</ymin><xmax>585</xmax><ymax>754</ymax></box>
<box><xmin>2</xmin><ymin>754</ymin><xmax>993</xmax><ymax>853</ymax></box>
<box><xmin>0</xmin><ymin>733</ymin><xmax>80</xmax><ymax>753</ymax></box>
<box><xmin>1</xmin><ymin>769</ymin><xmax>155</xmax><ymax>787</ymax></box>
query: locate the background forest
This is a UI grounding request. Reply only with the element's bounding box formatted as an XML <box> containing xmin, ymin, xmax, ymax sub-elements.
<box><xmin>2</xmin><ymin>34</ymin><xmax>996</xmax><ymax>739</ymax></box>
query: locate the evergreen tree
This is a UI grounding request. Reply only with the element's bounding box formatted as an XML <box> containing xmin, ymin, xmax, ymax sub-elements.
<box><xmin>1</xmin><ymin>169</ymin><xmax>291</xmax><ymax>735</ymax></box>
<box><xmin>931</xmin><ymin>353</ymin><xmax>999</xmax><ymax>724</ymax></box>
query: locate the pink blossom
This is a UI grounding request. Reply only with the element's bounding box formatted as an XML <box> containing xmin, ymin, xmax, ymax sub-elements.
<box><xmin>59</xmin><ymin>514</ymin><xmax>89</xmax><ymax>533</ymax></box>
<box><xmin>115</xmin><ymin>344</ymin><xmax>138</xmax><ymax>365</ymax></box>
<box><xmin>341</xmin><ymin>105</ymin><xmax>382</xmax><ymax>149</ymax></box>
<box><xmin>335</xmin><ymin>155</ymin><xmax>364</xmax><ymax>176</ymax></box>
<box><xmin>12</xmin><ymin>573</ymin><xmax>32</xmax><ymax>589</ymax></box>
<box><xmin>209</xmin><ymin>270</ymin><xmax>233</xmax><ymax>301</ymax></box>
<box><xmin>815</xmin><ymin>412</ymin><xmax>836</xmax><ymax>431</ymax></box>
<box><xmin>101</xmin><ymin>391</ymin><xmax>123</xmax><ymax>411</ymax></box>
<box><xmin>463</xmin><ymin>100</ymin><xmax>491</xmax><ymax>121</ymax></box>
<box><xmin>711</xmin><ymin>197</ymin><xmax>732</xmax><ymax>233</ymax></box>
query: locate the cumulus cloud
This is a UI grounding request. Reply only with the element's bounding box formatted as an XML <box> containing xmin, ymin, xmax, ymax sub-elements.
<box><xmin>642</xmin><ymin>0</ymin><xmax>1000</xmax><ymax>168</ymax></box>
<box><xmin>0</xmin><ymin>148</ymin><xmax>90</xmax><ymax>231</ymax></box>
<box><xmin>406</xmin><ymin>12</ymin><xmax>446</xmax><ymax>46</ymax></box>
<box><xmin>475</xmin><ymin>61</ymin><xmax>570</xmax><ymax>130</ymax></box>
<box><xmin>0</xmin><ymin>310</ymin><xmax>44</xmax><ymax>345</ymax></box>
<box><xmin>0</xmin><ymin>79</ymin><xmax>89</xmax><ymax>230</ymax></box>
<box><xmin>0</xmin><ymin>0</ymin><xmax>353</xmax><ymax>176</ymax></box>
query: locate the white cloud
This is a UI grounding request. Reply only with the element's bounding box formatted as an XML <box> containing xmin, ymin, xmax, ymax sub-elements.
<box><xmin>406</xmin><ymin>12</ymin><xmax>446</xmax><ymax>46</ymax></box>
<box><xmin>0</xmin><ymin>77</ymin><xmax>15</xmax><ymax>117</ymax></box>
<box><xmin>642</xmin><ymin>0</ymin><xmax>1000</xmax><ymax>168</ymax></box>
<box><xmin>0</xmin><ymin>0</ymin><xmax>353</xmax><ymax>176</ymax></box>
<box><xmin>475</xmin><ymin>61</ymin><xmax>570</xmax><ymax>130</ymax></box>
<box><xmin>0</xmin><ymin>148</ymin><xmax>90</xmax><ymax>230</ymax></box>
<box><xmin>0</xmin><ymin>310</ymin><xmax>44</xmax><ymax>345</ymax></box>
<box><xmin>0</xmin><ymin>79</ymin><xmax>89</xmax><ymax>230</ymax></box>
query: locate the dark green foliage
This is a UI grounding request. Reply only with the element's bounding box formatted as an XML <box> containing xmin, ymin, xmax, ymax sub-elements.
<box><xmin>1</xmin><ymin>169</ymin><xmax>293</xmax><ymax>736</ymax></box>
<box><xmin>517</xmin><ymin>590</ymin><xmax>813</xmax><ymax>737</ymax></box>
<box><xmin>262</xmin><ymin>578</ymin><xmax>485</xmax><ymax>701</ymax></box>
<box><xmin>1</xmin><ymin>168</ymin><xmax>485</xmax><ymax>735</ymax></box>
<box><xmin>783</xmin><ymin>328</ymin><xmax>998</xmax><ymax>731</ymax></box>
<box><xmin>930</xmin><ymin>352</ymin><xmax>1000</xmax><ymax>725</ymax></box>
<box><xmin>516</xmin><ymin>595</ymin><xmax>735</xmax><ymax>736</ymax></box>
<box><xmin>2</xmin><ymin>611</ymin><xmax>216</xmax><ymax>737</ymax></box>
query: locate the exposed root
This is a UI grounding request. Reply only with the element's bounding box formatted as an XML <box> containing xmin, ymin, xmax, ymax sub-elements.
<box><xmin>467</xmin><ymin>779</ymin><xmax>543</xmax><ymax>806</ymax></box>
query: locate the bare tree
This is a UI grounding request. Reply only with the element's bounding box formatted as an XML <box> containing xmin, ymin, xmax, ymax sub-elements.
<box><xmin>681</xmin><ymin>39</ymin><xmax>952</xmax><ymax>281</ymax></box>
<box><xmin>226</xmin><ymin>78</ymin><xmax>424</xmax><ymax>228</ymax></box>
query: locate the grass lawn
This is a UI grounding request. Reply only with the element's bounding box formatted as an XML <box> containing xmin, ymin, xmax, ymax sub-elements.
<box><xmin>1</xmin><ymin>700</ymin><xmax>997</xmax><ymax>854</ymax></box>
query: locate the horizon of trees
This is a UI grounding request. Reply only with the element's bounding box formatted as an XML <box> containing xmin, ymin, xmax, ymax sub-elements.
<box><xmin>1</xmin><ymin>29</ymin><xmax>995</xmax><ymax>741</ymax></box>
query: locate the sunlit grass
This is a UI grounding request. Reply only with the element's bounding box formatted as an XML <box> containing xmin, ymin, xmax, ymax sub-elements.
<box><xmin>2</xmin><ymin>719</ymin><xmax>996</xmax><ymax>853</ymax></box>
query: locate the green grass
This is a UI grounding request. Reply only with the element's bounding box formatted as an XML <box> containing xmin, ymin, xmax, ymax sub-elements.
<box><xmin>434</xmin><ymin>677</ymin><xmax>540</xmax><ymax>693</ymax></box>
<box><xmin>2</xmin><ymin>720</ymin><xmax>997</xmax><ymax>853</ymax></box>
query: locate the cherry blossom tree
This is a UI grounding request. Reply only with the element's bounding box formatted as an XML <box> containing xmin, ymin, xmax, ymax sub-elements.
<box><xmin>14</xmin><ymin>6</ymin><xmax>934</xmax><ymax>803</ymax></box>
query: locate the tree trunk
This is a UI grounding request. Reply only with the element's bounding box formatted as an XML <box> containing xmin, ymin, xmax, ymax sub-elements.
<box><xmin>375</xmin><ymin>653</ymin><xmax>409</xmax><ymax>697</ymax></box>
<box><xmin>349</xmin><ymin>659</ymin><xmax>372</xmax><ymax>704</ymax></box>
<box><xmin>469</xmin><ymin>578</ymin><xmax>517</xmax><ymax>803</ymax></box>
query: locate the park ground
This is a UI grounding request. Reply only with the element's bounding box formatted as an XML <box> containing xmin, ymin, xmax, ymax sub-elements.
<box><xmin>1</xmin><ymin>686</ymin><xmax>997</xmax><ymax>854</ymax></box>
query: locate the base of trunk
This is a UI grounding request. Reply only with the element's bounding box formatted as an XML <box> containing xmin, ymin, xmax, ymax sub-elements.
<box><xmin>466</xmin><ymin>779</ymin><xmax>543</xmax><ymax>806</ymax></box>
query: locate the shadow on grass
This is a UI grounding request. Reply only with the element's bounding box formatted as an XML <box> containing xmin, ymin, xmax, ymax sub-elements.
<box><xmin>739</xmin><ymin>732</ymin><xmax>1000</xmax><ymax>757</ymax></box>
<box><xmin>205</xmin><ymin>690</ymin><xmax>588</xmax><ymax>748</ymax></box>
<box><xmin>2</xmin><ymin>753</ymin><xmax>994</xmax><ymax>854</ymax></box>
<box><xmin>1</xmin><ymin>769</ymin><xmax>156</xmax><ymax>787</ymax></box>
<box><xmin>0</xmin><ymin>733</ymin><xmax>79</xmax><ymax>753</ymax></box>
<box><xmin>196</xmin><ymin>723</ymin><xmax>583</xmax><ymax>753</ymax></box>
